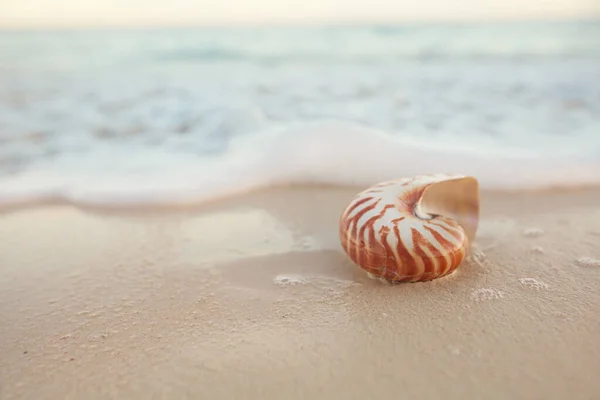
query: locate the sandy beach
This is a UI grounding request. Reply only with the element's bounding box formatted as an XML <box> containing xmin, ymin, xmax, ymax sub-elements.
<box><xmin>1</xmin><ymin>185</ymin><xmax>600</xmax><ymax>400</ymax></box>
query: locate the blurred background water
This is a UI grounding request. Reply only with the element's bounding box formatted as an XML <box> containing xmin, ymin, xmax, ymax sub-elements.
<box><xmin>0</xmin><ymin>19</ymin><xmax>599</xmax><ymax>202</ymax></box>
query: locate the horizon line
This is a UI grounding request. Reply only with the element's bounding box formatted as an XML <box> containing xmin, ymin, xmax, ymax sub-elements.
<box><xmin>1</xmin><ymin>13</ymin><xmax>598</xmax><ymax>31</ymax></box>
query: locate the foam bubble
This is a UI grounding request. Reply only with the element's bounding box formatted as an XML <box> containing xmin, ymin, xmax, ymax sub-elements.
<box><xmin>519</xmin><ymin>278</ymin><xmax>549</xmax><ymax>290</ymax></box>
<box><xmin>530</xmin><ymin>246</ymin><xmax>545</xmax><ymax>254</ymax></box>
<box><xmin>470</xmin><ymin>288</ymin><xmax>505</xmax><ymax>302</ymax></box>
<box><xmin>273</xmin><ymin>274</ymin><xmax>307</xmax><ymax>286</ymax></box>
<box><xmin>449</xmin><ymin>346</ymin><xmax>461</xmax><ymax>356</ymax></box>
<box><xmin>575</xmin><ymin>257</ymin><xmax>600</xmax><ymax>268</ymax></box>
<box><xmin>466</xmin><ymin>247</ymin><xmax>487</xmax><ymax>267</ymax></box>
<box><xmin>1</xmin><ymin>122</ymin><xmax>599</xmax><ymax>209</ymax></box>
<box><xmin>522</xmin><ymin>228</ymin><xmax>545</xmax><ymax>238</ymax></box>
<box><xmin>273</xmin><ymin>273</ymin><xmax>357</xmax><ymax>289</ymax></box>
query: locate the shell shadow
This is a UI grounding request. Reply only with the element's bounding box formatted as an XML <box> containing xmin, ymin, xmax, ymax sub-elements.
<box><xmin>214</xmin><ymin>249</ymin><xmax>374</xmax><ymax>291</ymax></box>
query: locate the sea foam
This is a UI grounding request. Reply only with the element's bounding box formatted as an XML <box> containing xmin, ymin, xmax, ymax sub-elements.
<box><xmin>0</xmin><ymin>121</ymin><xmax>598</xmax><ymax>209</ymax></box>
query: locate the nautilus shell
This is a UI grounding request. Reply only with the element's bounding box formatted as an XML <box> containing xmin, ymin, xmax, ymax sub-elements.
<box><xmin>339</xmin><ymin>174</ymin><xmax>480</xmax><ymax>283</ymax></box>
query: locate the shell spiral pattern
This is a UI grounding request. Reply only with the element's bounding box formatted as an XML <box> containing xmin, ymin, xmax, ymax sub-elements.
<box><xmin>339</xmin><ymin>174</ymin><xmax>480</xmax><ymax>283</ymax></box>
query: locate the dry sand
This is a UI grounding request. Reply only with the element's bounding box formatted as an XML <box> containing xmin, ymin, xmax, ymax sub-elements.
<box><xmin>1</xmin><ymin>185</ymin><xmax>600</xmax><ymax>400</ymax></box>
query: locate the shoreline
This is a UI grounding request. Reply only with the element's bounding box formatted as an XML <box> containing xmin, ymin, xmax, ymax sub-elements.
<box><xmin>1</xmin><ymin>181</ymin><xmax>600</xmax><ymax>215</ymax></box>
<box><xmin>1</xmin><ymin>185</ymin><xmax>599</xmax><ymax>399</ymax></box>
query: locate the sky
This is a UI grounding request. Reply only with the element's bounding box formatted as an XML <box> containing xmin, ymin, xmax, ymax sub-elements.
<box><xmin>1</xmin><ymin>0</ymin><xmax>599</xmax><ymax>28</ymax></box>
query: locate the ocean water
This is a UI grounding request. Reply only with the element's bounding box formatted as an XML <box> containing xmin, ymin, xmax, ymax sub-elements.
<box><xmin>1</xmin><ymin>20</ymin><xmax>600</xmax><ymax>207</ymax></box>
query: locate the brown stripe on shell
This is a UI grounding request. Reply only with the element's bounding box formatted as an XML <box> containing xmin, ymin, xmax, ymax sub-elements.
<box><xmin>429</xmin><ymin>220</ymin><xmax>463</xmax><ymax>242</ymax></box>
<box><xmin>343</xmin><ymin>196</ymin><xmax>373</xmax><ymax>219</ymax></box>
<box><xmin>411</xmin><ymin>228</ymin><xmax>438</xmax><ymax>280</ymax></box>
<box><xmin>348</xmin><ymin>199</ymin><xmax>381</xmax><ymax>263</ymax></box>
<box><xmin>353</xmin><ymin>203</ymin><xmax>393</xmax><ymax>271</ymax></box>
<box><xmin>392</xmin><ymin>224</ymin><xmax>415</xmax><ymax>279</ymax></box>
<box><xmin>378</xmin><ymin>225</ymin><xmax>398</xmax><ymax>280</ymax></box>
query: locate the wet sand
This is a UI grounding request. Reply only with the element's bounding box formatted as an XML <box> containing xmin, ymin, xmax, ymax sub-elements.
<box><xmin>1</xmin><ymin>186</ymin><xmax>600</xmax><ymax>400</ymax></box>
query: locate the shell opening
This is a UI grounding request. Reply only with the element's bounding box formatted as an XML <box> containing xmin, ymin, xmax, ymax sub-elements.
<box><xmin>413</xmin><ymin>205</ymin><xmax>434</xmax><ymax>220</ymax></box>
<box><xmin>417</xmin><ymin>176</ymin><xmax>480</xmax><ymax>244</ymax></box>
